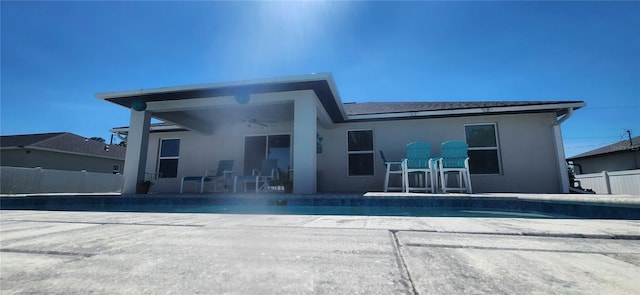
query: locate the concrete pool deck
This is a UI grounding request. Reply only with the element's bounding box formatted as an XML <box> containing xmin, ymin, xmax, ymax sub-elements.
<box><xmin>1</xmin><ymin>210</ymin><xmax>639</xmax><ymax>294</ymax></box>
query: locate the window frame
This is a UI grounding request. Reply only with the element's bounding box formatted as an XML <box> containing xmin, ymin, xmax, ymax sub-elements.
<box><xmin>157</xmin><ymin>138</ymin><xmax>180</xmax><ymax>178</ymax></box>
<box><xmin>243</xmin><ymin>133</ymin><xmax>292</xmax><ymax>176</ymax></box>
<box><xmin>112</xmin><ymin>164</ymin><xmax>121</xmax><ymax>174</ymax></box>
<box><xmin>346</xmin><ymin>129</ymin><xmax>375</xmax><ymax>177</ymax></box>
<box><xmin>464</xmin><ymin>123</ymin><xmax>502</xmax><ymax>175</ymax></box>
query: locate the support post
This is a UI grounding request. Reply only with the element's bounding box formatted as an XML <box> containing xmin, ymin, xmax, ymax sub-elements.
<box><xmin>122</xmin><ymin>109</ymin><xmax>151</xmax><ymax>194</ymax></box>
<box><xmin>552</xmin><ymin>124</ymin><xmax>570</xmax><ymax>193</ymax></box>
<box><xmin>293</xmin><ymin>94</ymin><xmax>317</xmax><ymax>194</ymax></box>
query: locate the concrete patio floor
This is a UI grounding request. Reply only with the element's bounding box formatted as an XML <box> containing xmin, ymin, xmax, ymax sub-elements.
<box><xmin>1</xmin><ymin>210</ymin><xmax>639</xmax><ymax>294</ymax></box>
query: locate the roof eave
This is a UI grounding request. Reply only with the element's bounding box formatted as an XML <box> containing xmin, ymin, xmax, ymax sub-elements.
<box><xmin>95</xmin><ymin>73</ymin><xmax>333</xmax><ymax>100</ymax></box>
<box><xmin>567</xmin><ymin>147</ymin><xmax>639</xmax><ymax>161</ymax></box>
<box><xmin>346</xmin><ymin>102</ymin><xmax>586</xmax><ymax>121</ymax></box>
<box><xmin>96</xmin><ymin>73</ymin><xmax>347</xmax><ymax>124</ymax></box>
<box><xmin>110</xmin><ymin>124</ymin><xmax>189</xmax><ymax>134</ymax></box>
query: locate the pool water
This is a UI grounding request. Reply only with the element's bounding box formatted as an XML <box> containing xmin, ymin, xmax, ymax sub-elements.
<box><xmin>1</xmin><ymin>195</ymin><xmax>639</xmax><ymax>219</ymax></box>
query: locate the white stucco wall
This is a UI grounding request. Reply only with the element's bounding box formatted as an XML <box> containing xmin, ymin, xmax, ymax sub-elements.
<box><xmin>143</xmin><ymin>112</ymin><xmax>562</xmax><ymax>194</ymax></box>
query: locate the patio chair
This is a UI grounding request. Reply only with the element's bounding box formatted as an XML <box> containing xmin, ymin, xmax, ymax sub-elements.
<box><xmin>437</xmin><ymin>141</ymin><xmax>472</xmax><ymax>193</ymax></box>
<box><xmin>234</xmin><ymin>159</ymin><xmax>279</xmax><ymax>193</ymax></box>
<box><xmin>180</xmin><ymin>160</ymin><xmax>235</xmax><ymax>193</ymax></box>
<box><xmin>402</xmin><ymin>142</ymin><xmax>436</xmax><ymax>193</ymax></box>
<box><xmin>380</xmin><ymin>150</ymin><xmax>403</xmax><ymax>192</ymax></box>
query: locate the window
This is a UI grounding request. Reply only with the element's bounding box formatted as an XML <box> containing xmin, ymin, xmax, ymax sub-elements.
<box><xmin>347</xmin><ymin>130</ymin><xmax>374</xmax><ymax>176</ymax></box>
<box><xmin>244</xmin><ymin>134</ymin><xmax>291</xmax><ymax>175</ymax></box>
<box><xmin>158</xmin><ymin>138</ymin><xmax>180</xmax><ymax>178</ymax></box>
<box><xmin>465</xmin><ymin>124</ymin><xmax>501</xmax><ymax>174</ymax></box>
<box><xmin>112</xmin><ymin>164</ymin><xmax>120</xmax><ymax>174</ymax></box>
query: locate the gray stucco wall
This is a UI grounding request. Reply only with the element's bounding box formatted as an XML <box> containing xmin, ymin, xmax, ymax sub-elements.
<box><xmin>1</xmin><ymin>149</ymin><xmax>124</xmax><ymax>174</ymax></box>
<box><xmin>317</xmin><ymin>112</ymin><xmax>561</xmax><ymax>193</ymax></box>
<box><xmin>572</xmin><ymin>151</ymin><xmax>640</xmax><ymax>174</ymax></box>
<box><xmin>144</xmin><ymin>112</ymin><xmax>562</xmax><ymax>194</ymax></box>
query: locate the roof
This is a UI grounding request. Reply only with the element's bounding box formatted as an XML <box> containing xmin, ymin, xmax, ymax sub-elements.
<box><xmin>111</xmin><ymin>123</ymin><xmax>187</xmax><ymax>134</ymax></box>
<box><xmin>343</xmin><ymin>101</ymin><xmax>581</xmax><ymax>116</ymax></box>
<box><xmin>567</xmin><ymin>136</ymin><xmax>640</xmax><ymax>160</ymax></box>
<box><xmin>1</xmin><ymin>132</ymin><xmax>126</xmax><ymax>160</ymax></box>
<box><xmin>343</xmin><ymin>101</ymin><xmax>584</xmax><ymax>121</ymax></box>
<box><xmin>96</xmin><ymin>73</ymin><xmax>584</xmax><ymax>126</ymax></box>
<box><xmin>96</xmin><ymin>73</ymin><xmax>347</xmax><ymax>123</ymax></box>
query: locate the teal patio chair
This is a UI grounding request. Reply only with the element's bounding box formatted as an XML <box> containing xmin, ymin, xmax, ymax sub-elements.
<box><xmin>234</xmin><ymin>159</ymin><xmax>279</xmax><ymax>193</ymax></box>
<box><xmin>402</xmin><ymin>142</ymin><xmax>437</xmax><ymax>193</ymax></box>
<box><xmin>437</xmin><ymin>141</ymin><xmax>472</xmax><ymax>193</ymax></box>
<box><xmin>180</xmin><ymin>160</ymin><xmax>235</xmax><ymax>193</ymax></box>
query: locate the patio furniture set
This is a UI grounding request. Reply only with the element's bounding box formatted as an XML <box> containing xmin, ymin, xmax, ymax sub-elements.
<box><xmin>381</xmin><ymin>141</ymin><xmax>472</xmax><ymax>194</ymax></box>
<box><xmin>179</xmin><ymin>159</ymin><xmax>280</xmax><ymax>194</ymax></box>
<box><xmin>179</xmin><ymin>140</ymin><xmax>471</xmax><ymax>194</ymax></box>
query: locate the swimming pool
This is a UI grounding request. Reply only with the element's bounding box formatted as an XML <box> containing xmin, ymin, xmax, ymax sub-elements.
<box><xmin>1</xmin><ymin>194</ymin><xmax>639</xmax><ymax>219</ymax></box>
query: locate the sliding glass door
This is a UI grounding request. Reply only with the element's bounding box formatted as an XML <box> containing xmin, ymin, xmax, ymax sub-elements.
<box><xmin>243</xmin><ymin>134</ymin><xmax>291</xmax><ymax>176</ymax></box>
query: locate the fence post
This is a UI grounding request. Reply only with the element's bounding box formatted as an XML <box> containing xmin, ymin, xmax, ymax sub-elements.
<box><xmin>602</xmin><ymin>171</ymin><xmax>611</xmax><ymax>194</ymax></box>
<box><xmin>79</xmin><ymin>170</ymin><xmax>87</xmax><ymax>193</ymax></box>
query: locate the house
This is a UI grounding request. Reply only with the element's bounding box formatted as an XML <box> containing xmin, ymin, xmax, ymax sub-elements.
<box><xmin>567</xmin><ymin>136</ymin><xmax>640</xmax><ymax>174</ymax></box>
<box><xmin>96</xmin><ymin>73</ymin><xmax>584</xmax><ymax>194</ymax></box>
<box><xmin>0</xmin><ymin>132</ymin><xmax>126</xmax><ymax>174</ymax></box>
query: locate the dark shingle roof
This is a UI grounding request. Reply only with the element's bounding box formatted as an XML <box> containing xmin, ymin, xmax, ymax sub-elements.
<box><xmin>1</xmin><ymin>132</ymin><xmax>126</xmax><ymax>159</ymax></box>
<box><xmin>567</xmin><ymin>136</ymin><xmax>640</xmax><ymax>160</ymax></box>
<box><xmin>0</xmin><ymin>132</ymin><xmax>66</xmax><ymax>147</ymax></box>
<box><xmin>343</xmin><ymin>101</ymin><xmax>582</xmax><ymax>116</ymax></box>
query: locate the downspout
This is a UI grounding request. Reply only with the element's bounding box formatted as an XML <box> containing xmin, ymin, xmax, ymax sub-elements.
<box><xmin>553</xmin><ymin>108</ymin><xmax>574</xmax><ymax>193</ymax></box>
<box><xmin>557</xmin><ymin>107</ymin><xmax>574</xmax><ymax>125</ymax></box>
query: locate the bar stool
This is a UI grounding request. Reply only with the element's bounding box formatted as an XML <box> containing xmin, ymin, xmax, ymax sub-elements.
<box><xmin>380</xmin><ymin>151</ymin><xmax>403</xmax><ymax>192</ymax></box>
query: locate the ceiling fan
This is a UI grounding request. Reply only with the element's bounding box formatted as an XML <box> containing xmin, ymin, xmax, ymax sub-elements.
<box><xmin>242</xmin><ymin>118</ymin><xmax>275</xmax><ymax>128</ymax></box>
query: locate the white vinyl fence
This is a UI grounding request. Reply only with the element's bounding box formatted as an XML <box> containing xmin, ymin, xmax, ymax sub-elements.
<box><xmin>1</xmin><ymin>166</ymin><xmax>123</xmax><ymax>194</ymax></box>
<box><xmin>575</xmin><ymin>169</ymin><xmax>640</xmax><ymax>195</ymax></box>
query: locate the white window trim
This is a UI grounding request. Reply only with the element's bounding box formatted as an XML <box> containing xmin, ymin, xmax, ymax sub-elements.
<box><xmin>158</xmin><ymin>137</ymin><xmax>180</xmax><ymax>178</ymax></box>
<box><xmin>464</xmin><ymin>123</ymin><xmax>502</xmax><ymax>175</ymax></box>
<box><xmin>346</xmin><ymin>129</ymin><xmax>375</xmax><ymax>177</ymax></box>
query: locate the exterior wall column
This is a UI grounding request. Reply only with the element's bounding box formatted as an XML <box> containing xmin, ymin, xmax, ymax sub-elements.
<box><xmin>553</xmin><ymin>124</ymin><xmax>570</xmax><ymax>193</ymax></box>
<box><xmin>122</xmin><ymin>109</ymin><xmax>151</xmax><ymax>194</ymax></box>
<box><xmin>293</xmin><ymin>94</ymin><xmax>317</xmax><ymax>194</ymax></box>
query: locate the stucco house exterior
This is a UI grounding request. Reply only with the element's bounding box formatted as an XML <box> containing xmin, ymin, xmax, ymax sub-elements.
<box><xmin>567</xmin><ymin>136</ymin><xmax>640</xmax><ymax>174</ymax></box>
<box><xmin>0</xmin><ymin>132</ymin><xmax>126</xmax><ymax>174</ymax></box>
<box><xmin>96</xmin><ymin>73</ymin><xmax>584</xmax><ymax>194</ymax></box>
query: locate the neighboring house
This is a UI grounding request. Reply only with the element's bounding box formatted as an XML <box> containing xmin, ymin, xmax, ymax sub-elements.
<box><xmin>96</xmin><ymin>73</ymin><xmax>584</xmax><ymax>194</ymax></box>
<box><xmin>0</xmin><ymin>132</ymin><xmax>126</xmax><ymax>174</ymax></box>
<box><xmin>567</xmin><ymin>136</ymin><xmax>640</xmax><ymax>174</ymax></box>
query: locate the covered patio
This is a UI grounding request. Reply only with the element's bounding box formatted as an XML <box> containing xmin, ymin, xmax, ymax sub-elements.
<box><xmin>97</xmin><ymin>74</ymin><xmax>347</xmax><ymax>195</ymax></box>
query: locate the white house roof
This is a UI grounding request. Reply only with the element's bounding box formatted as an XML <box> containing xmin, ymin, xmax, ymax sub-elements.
<box><xmin>343</xmin><ymin>101</ymin><xmax>584</xmax><ymax>121</ymax></box>
<box><xmin>97</xmin><ymin>73</ymin><xmax>585</xmax><ymax>127</ymax></box>
<box><xmin>97</xmin><ymin>73</ymin><xmax>348</xmax><ymax>123</ymax></box>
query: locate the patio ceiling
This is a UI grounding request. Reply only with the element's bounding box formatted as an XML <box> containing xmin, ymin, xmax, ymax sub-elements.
<box><xmin>153</xmin><ymin>101</ymin><xmax>295</xmax><ymax>134</ymax></box>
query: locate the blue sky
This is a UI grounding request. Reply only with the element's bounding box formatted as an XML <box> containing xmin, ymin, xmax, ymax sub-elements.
<box><xmin>1</xmin><ymin>1</ymin><xmax>638</xmax><ymax>157</ymax></box>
